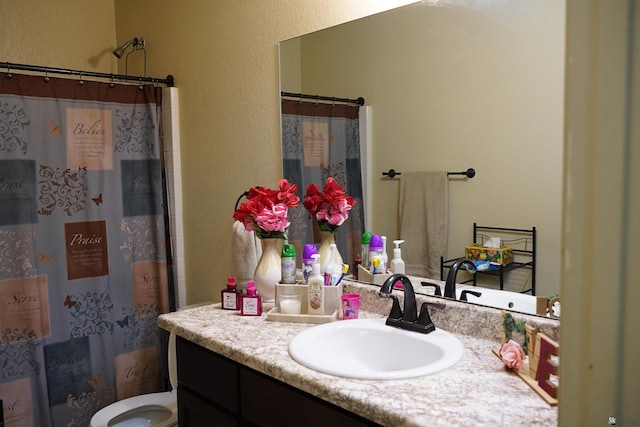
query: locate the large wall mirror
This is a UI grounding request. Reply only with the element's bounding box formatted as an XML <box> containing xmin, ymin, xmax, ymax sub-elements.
<box><xmin>279</xmin><ymin>0</ymin><xmax>566</xmax><ymax>317</ymax></box>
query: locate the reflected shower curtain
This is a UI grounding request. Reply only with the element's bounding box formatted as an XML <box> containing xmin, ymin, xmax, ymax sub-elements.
<box><xmin>281</xmin><ymin>99</ymin><xmax>365</xmax><ymax>267</ymax></box>
<box><xmin>0</xmin><ymin>74</ymin><xmax>172</xmax><ymax>427</ymax></box>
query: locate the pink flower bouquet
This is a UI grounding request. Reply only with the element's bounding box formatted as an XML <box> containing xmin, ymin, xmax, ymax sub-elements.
<box><xmin>233</xmin><ymin>179</ymin><xmax>299</xmax><ymax>239</ymax></box>
<box><xmin>303</xmin><ymin>177</ymin><xmax>356</xmax><ymax>233</ymax></box>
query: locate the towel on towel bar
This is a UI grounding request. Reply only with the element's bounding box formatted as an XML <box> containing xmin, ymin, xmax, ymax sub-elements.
<box><xmin>231</xmin><ymin>221</ymin><xmax>262</xmax><ymax>291</ymax></box>
<box><xmin>398</xmin><ymin>171</ymin><xmax>448</xmax><ymax>279</ymax></box>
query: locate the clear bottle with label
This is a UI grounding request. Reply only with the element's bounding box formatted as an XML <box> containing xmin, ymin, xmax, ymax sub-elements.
<box><xmin>221</xmin><ymin>276</ymin><xmax>239</xmax><ymax>310</ymax></box>
<box><xmin>307</xmin><ymin>254</ymin><xmax>324</xmax><ymax>315</ymax></box>
<box><xmin>281</xmin><ymin>244</ymin><xmax>297</xmax><ymax>284</ymax></box>
<box><xmin>241</xmin><ymin>280</ymin><xmax>262</xmax><ymax>316</ymax></box>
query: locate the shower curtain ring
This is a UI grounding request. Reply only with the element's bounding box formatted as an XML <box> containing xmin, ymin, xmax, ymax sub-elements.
<box><xmin>78</xmin><ymin>72</ymin><xmax>84</xmax><ymax>86</ymax></box>
<box><xmin>43</xmin><ymin>67</ymin><xmax>50</xmax><ymax>82</ymax></box>
<box><xmin>109</xmin><ymin>74</ymin><xmax>115</xmax><ymax>88</ymax></box>
<box><xmin>138</xmin><ymin>77</ymin><xmax>143</xmax><ymax>90</ymax></box>
<box><xmin>6</xmin><ymin>63</ymin><xmax>12</xmax><ymax>79</ymax></box>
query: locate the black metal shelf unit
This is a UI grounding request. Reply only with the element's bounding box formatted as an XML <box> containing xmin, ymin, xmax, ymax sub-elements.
<box><xmin>440</xmin><ymin>223</ymin><xmax>536</xmax><ymax>295</ymax></box>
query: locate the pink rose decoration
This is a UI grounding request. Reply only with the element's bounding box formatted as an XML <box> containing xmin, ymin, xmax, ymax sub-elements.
<box><xmin>499</xmin><ymin>339</ymin><xmax>526</xmax><ymax>370</ymax></box>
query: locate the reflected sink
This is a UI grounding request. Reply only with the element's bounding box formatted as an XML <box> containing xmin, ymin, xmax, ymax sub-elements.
<box><xmin>288</xmin><ymin>318</ymin><xmax>464</xmax><ymax>380</ymax></box>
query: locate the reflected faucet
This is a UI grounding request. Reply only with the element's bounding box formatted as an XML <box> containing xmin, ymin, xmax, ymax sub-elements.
<box><xmin>379</xmin><ymin>274</ymin><xmax>443</xmax><ymax>334</ymax></box>
<box><xmin>444</xmin><ymin>258</ymin><xmax>477</xmax><ymax>299</ymax></box>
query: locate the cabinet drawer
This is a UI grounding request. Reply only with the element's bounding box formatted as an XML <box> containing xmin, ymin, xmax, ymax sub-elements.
<box><xmin>176</xmin><ymin>336</ymin><xmax>239</xmax><ymax>414</ymax></box>
<box><xmin>240</xmin><ymin>367</ymin><xmax>380</xmax><ymax>427</ymax></box>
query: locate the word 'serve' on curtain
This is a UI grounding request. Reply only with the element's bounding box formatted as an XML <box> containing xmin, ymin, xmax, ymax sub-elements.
<box><xmin>0</xmin><ymin>73</ymin><xmax>173</xmax><ymax>427</ymax></box>
<box><xmin>281</xmin><ymin>99</ymin><xmax>365</xmax><ymax>268</ymax></box>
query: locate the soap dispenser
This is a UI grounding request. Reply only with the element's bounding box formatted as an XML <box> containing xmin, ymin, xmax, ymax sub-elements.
<box><xmin>390</xmin><ymin>240</ymin><xmax>405</xmax><ymax>275</ymax></box>
<box><xmin>307</xmin><ymin>254</ymin><xmax>324</xmax><ymax>315</ymax></box>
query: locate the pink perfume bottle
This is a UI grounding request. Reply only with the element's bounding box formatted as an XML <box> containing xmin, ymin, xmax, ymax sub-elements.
<box><xmin>221</xmin><ymin>276</ymin><xmax>239</xmax><ymax>310</ymax></box>
<box><xmin>241</xmin><ymin>280</ymin><xmax>262</xmax><ymax>316</ymax></box>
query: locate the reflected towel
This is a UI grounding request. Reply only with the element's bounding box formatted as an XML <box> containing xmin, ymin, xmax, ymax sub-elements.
<box><xmin>231</xmin><ymin>221</ymin><xmax>262</xmax><ymax>290</ymax></box>
<box><xmin>398</xmin><ymin>171</ymin><xmax>448</xmax><ymax>279</ymax></box>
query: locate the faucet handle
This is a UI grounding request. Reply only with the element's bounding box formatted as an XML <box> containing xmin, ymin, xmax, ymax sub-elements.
<box><xmin>459</xmin><ymin>290</ymin><xmax>482</xmax><ymax>301</ymax></box>
<box><xmin>388</xmin><ymin>295</ymin><xmax>403</xmax><ymax>320</ymax></box>
<box><xmin>416</xmin><ymin>302</ymin><xmax>445</xmax><ymax>333</ymax></box>
<box><xmin>421</xmin><ymin>282</ymin><xmax>442</xmax><ymax>297</ymax></box>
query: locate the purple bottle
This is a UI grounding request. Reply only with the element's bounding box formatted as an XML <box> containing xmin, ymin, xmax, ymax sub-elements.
<box><xmin>302</xmin><ymin>244</ymin><xmax>318</xmax><ymax>286</ymax></box>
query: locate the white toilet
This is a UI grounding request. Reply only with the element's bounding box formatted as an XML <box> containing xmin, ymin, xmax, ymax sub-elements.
<box><xmin>90</xmin><ymin>333</ymin><xmax>178</xmax><ymax>427</ymax></box>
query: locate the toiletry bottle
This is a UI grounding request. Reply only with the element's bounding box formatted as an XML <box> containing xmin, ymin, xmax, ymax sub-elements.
<box><xmin>381</xmin><ymin>236</ymin><xmax>389</xmax><ymax>272</ymax></box>
<box><xmin>361</xmin><ymin>232</ymin><xmax>372</xmax><ymax>269</ymax></box>
<box><xmin>371</xmin><ymin>256</ymin><xmax>382</xmax><ymax>274</ymax></box>
<box><xmin>281</xmin><ymin>243</ymin><xmax>297</xmax><ymax>284</ymax></box>
<box><xmin>302</xmin><ymin>244</ymin><xmax>318</xmax><ymax>286</ymax></box>
<box><xmin>353</xmin><ymin>253</ymin><xmax>362</xmax><ymax>280</ymax></box>
<box><xmin>308</xmin><ymin>254</ymin><xmax>325</xmax><ymax>315</ymax></box>
<box><xmin>323</xmin><ymin>244</ymin><xmax>342</xmax><ymax>286</ymax></box>
<box><xmin>368</xmin><ymin>234</ymin><xmax>385</xmax><ymax>273</ymax></box>
<box><xmin>390</xmin><ymin>240</ymin><xmax>405</xmax><ymax>275</ymax></box>
<box><xmin>221</xmin><ymin>276</ymin><xmax>239</xmax><ymax>310</ymax></box>
<box><xmin>241</xmin><ymin>280</ymin><xmax>262</xmax><ymax>316</ymax></box>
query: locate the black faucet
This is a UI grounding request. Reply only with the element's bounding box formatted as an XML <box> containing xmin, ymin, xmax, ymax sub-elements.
<box><xmin>379</xmin><ymin>274</ymin><xmax>443</xmax><ymax>334</ymax></box>
<box><xmin>444</xmin><ymin>258</ymin><xmax>477</xmax><ymax>299</ymax></box>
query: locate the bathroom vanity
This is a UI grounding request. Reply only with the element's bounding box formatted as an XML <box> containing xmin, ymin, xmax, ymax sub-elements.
<box><xmin>159</xmin><ymin>279</ymin><xmax>559</xmax><ymax>426</ymax></box>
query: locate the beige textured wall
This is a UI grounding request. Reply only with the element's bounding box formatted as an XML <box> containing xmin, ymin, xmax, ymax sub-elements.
<box><xmin>112</xmin><ymin>0</ymin><xmax>415</xmax><ymax>304</ymax></box>
<box><xmin>0</xmin><ymin>0</ymin><xmax>116</xmax><ymax>72</ymax></box>
<box><xmin>285</xmin><ymin>2</ymin><xmax>565</xmax><ymax>297</ymax></box>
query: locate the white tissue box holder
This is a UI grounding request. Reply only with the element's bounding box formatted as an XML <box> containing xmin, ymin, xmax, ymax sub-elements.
<box><xmin>265</xmin><ymin>282</ymin><xmax>342</xmax><ymax>323</ymax></box>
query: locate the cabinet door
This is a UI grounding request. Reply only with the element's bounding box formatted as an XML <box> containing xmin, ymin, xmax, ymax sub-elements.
<box><xmin>178</xmin><ymin>386</ymin><xmax>239</xmax><ymax>427</ymax></box>
<box><xmin>176</xmin><ymin>336</ymin><xmax>239</xmax><ymax>414</ymax></box>
<box><xmin>240</xmin><ymin>368</ymin><xmax>380</xmax><ymax>427</ymax></box>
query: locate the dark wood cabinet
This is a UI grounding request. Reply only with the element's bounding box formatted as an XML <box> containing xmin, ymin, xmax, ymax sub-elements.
<box><xmin>176</xmin><ymin>336</ymin><xmax>381</xmax><ymax>427</ymax></box>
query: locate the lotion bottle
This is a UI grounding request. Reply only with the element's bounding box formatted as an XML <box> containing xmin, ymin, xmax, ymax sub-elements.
<box><xmin>221</xmin><ymin>276</ymin><xmax>239</xmax><ymax>310</ymax></box>
<box><xmin>369</xmin><ymin>234</ymin><xmax>385</xmax><ymax>273</ymax></box>
<box><xmin>307</xmin><ymin>254</ymin><xmax>324</xmax><ymax>315</ymax></box>
<box><xmin>241</xmin><ymin>280</ymin><xmax>262</xmax><ymax>316</ymax></box>
<box><xmin>390</xmin><ymin>240</ymin><xmax>405</xmax><ymax>275</ymax></box>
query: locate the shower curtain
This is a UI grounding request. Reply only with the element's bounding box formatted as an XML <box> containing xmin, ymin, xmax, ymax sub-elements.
<box><xmin>0</xmin><ymin>74</ymin><xmax>172</xmax><ymax>427</ymax></box>
<box><xmin>281</xmin><ymin>99</ymin><xmax>365</xmax><ymax>267</ymax></box>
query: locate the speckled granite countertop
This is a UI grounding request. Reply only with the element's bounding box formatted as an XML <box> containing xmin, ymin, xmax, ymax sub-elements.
<box><xmin>159</xmin><ymin>279</ymin><xmax>558</xmax><ymax>427</ymax></box>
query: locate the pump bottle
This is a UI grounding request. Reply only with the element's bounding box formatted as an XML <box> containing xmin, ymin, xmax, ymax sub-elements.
<box><xmin>390</xmin><ymin>240</ymin><xmax>405</xmax><ymax>274</ymax></box>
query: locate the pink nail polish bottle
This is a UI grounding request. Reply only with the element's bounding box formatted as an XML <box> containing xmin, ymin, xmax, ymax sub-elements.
<box><xmin>240</xmin><ymin>280</ymin><xmax>262</xmax><ymax>316</ymax></box>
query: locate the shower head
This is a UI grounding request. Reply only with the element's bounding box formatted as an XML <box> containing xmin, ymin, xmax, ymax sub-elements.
<box><xmin>113</xmin><ymin>37</ymin><xmax>142</xmax><ymax>58</ymax></box>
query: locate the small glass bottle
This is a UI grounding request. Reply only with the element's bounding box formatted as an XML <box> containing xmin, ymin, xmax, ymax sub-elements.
<box><xmin>353</xmin><ymin>253</ymin><xmax>362</xmax><ymax>280</ymax></box>
<box><xmin>241</xmin><ymin>280</ymin><xmax>262</xmax><ymax>316</ymax></box>
<box><xmin>221</xmin><ymin>276</ymin><xmax>239</xmax><ymax>310</ymax></box>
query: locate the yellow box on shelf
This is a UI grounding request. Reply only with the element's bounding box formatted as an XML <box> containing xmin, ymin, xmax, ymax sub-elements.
<box><xmin>465</xmin><ymin>245</ymin><xmax>513</xmax><ymax>265</ymax></box>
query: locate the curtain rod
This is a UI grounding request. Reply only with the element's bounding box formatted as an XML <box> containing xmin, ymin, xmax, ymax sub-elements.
<box><xmin>281</xmin><ymin>91</ymin><xmax>364</xmax><ymax>106</ymax></box>
<box><xmin>2</xmin><ymin>61</ymin><xmax>175</xmax><ymax>87</ymax></box>
<box><xmin>382</xmin><ymin>168</ymin><xmax>476</xmax><ymax>179</ymax></box>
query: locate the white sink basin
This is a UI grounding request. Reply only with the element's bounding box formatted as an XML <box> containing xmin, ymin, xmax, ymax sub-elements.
<box><xmin>288</xmin><ymin>318</ymin><xmax>464</xmax><ymax>380</ymax></box>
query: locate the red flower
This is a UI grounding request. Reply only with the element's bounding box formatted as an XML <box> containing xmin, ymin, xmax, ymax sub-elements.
<box><xmin>233</xmin><ymin>179</ymin><xmax>299</xmax><ymax>239</ymax></box>
<box><xmin>303</xmin><ymin>177</ymin><xmax>356</xmax><ymax>232</ymax></box>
